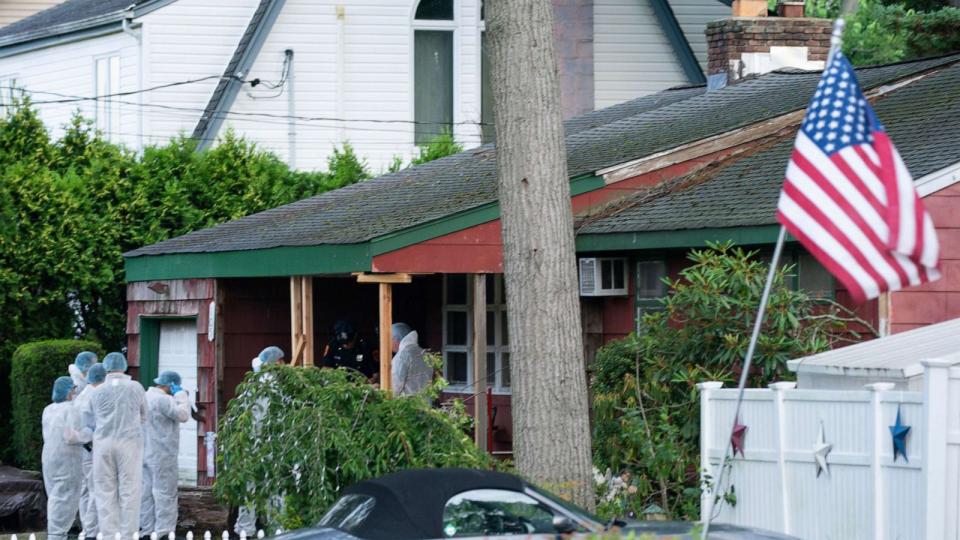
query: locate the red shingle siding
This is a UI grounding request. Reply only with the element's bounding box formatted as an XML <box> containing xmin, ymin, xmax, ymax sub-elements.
<box><xmin>890</xmin><ymin>183</ymin><xmax>960</xmax><ymax>333</ymax></box>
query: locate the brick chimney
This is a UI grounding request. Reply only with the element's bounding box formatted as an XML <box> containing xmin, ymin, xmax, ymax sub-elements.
<box><xmin>706</xmin><ymin>9</ymin><xmax>833</xmax><ymax>90</ymax></box>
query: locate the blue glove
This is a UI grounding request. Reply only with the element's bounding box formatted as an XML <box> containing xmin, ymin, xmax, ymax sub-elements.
<box><xmin>170</xmin><ymin>383</ymin><xmax>183</xmax><ymax>395</ymax></box>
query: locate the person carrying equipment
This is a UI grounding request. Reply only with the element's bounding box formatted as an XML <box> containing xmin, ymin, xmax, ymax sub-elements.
<box><xmin>140</xmin><ymin>370</ymin><xmax>191</xmax><ymax>537</ymax></box>
<box><xmin>85</xmin><ymin>352</ymin><xmax>147</xmax><ymax>539</ymax></box>
<box><xmin>43</xmin><ymin>377</ymin><xmax>84</xmax><ymax>540</ymax></box>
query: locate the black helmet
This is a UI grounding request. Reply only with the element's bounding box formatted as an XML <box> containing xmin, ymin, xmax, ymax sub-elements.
<box><xmin>334</xmin><ymin>320</ymin><xmax>356</xmax><ymax>342</ymax></box>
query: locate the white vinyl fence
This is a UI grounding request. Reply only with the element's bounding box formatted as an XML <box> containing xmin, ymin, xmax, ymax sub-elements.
<box><xmin>699</xmin><ymin>359</ymin><xmax>960</xmax><ymax>540</ymax></box>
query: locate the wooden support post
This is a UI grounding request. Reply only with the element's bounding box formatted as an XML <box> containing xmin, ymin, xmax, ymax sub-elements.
<box><xmin>379</xmin><ymin>283</ymin><xmax>393</xmax><ymax>393</ymax></box>
<box><xmin>472</xmin><ymin>274</ymin><xmax>488</xmax><ymax>451</ymax></box>
<box><xmin>290</xmin><ymin>276</ymin><xmax>303</xmax><ymax>365</ymax></box>
<box><xmin>302</xmin><ymin>276</ymin><xmax>314</xmax><ymax>367</ymax></box>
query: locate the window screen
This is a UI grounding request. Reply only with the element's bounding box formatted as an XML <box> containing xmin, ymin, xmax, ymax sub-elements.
<box><xmin>414</xmin><ymin>31</ymin><xmax>454</xmax><ymax>144</ymax></box>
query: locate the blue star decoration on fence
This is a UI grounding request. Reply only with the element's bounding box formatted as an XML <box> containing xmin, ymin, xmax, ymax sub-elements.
<box><xmin>890</xmin><ymin>405</ymin><xmax>911</xmax><ymax>462</ymax></box>
<box><xmin>731</xmin><ymin>415</ymin><xmax>748</xmax><ymax>457</ymax></box>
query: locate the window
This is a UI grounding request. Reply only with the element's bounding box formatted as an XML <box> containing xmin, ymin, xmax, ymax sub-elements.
<box><xmin>442</xmin><ymin>274</ymin><xmax>511</xmax><ymax>392</ymax></box>
<box><xmin>795</xmin><ymin>251</ymin><xmax>834</xmax><ymax>299</ymax></box>
<box><xmin>480</xmin><ymin>32</ymin><xmax>494</xmax><ymax>143</ymax></box>
<box><xmin>414</xmin><ymin>0</ymin><xmax>454</xmax><ymax>144</ymax></box>
<box><xmin>95</xmin><ymin>55</ymin><xmax>120</xmax><ymax>137</ymax></box>
<box><xmin>442</xmin><ymin>489</ymin><xmax>555</xmax><ymax>537</ymax></box>
<box><xmin>317</xmin><ymin>494</ymin><xmax>376</xmax><ymax>533</ymax></box>
<box><xmin>0</xmin><ymin>75</ymin><xmax>18</xmax><ymax>112</ymax></box>
<box><xmin>636</xmin><ymin>260</ymin><xmax>666</xmax><ymax>330</ymax></box>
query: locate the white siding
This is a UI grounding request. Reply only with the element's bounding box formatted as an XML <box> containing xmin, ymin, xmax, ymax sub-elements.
<box><xmin>593</xmin><ymin>0</ymin><xmax>688</xmax><ymax>108</ymax></box>
<box><xmin>137</xmin><ymin>0</ymin><xmax>260</xmax><ymax>146</ymax></box>
<box><xmin>668</xmin><ymin>0</ymin><xmax>729</xmax><ymax>71</ymax></box>
<box><xmin>223</xmin><ymin>0</ymin><xmax>484</xmax><ymax>172</ymax></box>
<box><xmin>0</xmin><ymin>0</ymin><xmax>63</xmax><ymax>27</ymax></box>
<box><xmin>0</xmin><ymin>30</ymin><xmax>140</xmax><ymax>146</ymax></box>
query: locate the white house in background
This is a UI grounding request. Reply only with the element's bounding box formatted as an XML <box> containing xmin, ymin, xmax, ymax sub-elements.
<box><xmin>0</xmin><ymin>0</ymin><xmax>730</xmax><ymax>171</ymax></box>
<box><xmin>787</xmin><ymin>318</ymin><xmax>960</xmax><ymax>391</ymax></box>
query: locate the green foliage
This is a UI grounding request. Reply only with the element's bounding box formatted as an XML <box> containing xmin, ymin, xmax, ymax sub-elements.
<box><xmin>388</xmin><ymin>130</ymin><xmax>465</xmax><ymax>173</ymax></box>
<box><xmin>843</xmin><ymin>1</ymin><xmax>960</xmax><ymax>66</ymax></box>
<box><xmin>590</xmin><ymin>243</ymin><xmax>854</xmax><ymax>521</ymax></box>
<box><xmin>10</xmin><ymin>339</ymin><xmax>102</xmax><ymax>470</ymax></box>
<box><xmin>215</xmin><ymin>365</ymin><xmax>491</xmax><ymax>530</ymax></box>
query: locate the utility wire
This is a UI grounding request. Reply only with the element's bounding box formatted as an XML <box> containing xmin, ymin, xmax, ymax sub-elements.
<box><xmin>2</xmin><ymin>83</ymin><xmax>493</xmax><ymax>127</ymax></box>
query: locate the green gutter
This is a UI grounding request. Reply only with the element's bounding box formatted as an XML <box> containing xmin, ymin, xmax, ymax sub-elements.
<box><xmin>576</xmin><ymin>225</ymin><xmax>789</xmax><ymax>251</ymax></box>
<box><xmin>125</xmin><ymin>244</ymin><xmax>371</xmax><ymax>281</ymax></box>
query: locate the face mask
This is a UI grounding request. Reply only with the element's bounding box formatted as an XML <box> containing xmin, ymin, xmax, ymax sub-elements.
<box><xmin>339</xmin><ymin>332</ymin><xmax>350</xmax><ymax>341</ymax></box>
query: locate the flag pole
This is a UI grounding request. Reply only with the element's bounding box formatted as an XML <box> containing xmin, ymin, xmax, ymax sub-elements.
<box><xmin>700</xmin><ymin>19</ymin><xmax>846</xmax><ymax>538</ymax></box>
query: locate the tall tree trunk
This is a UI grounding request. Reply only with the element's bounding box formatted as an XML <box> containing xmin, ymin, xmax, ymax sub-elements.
<box><xmin>487</xmin><ymin>0</ymin><xmax>595</xmax><ymax>510</ymax></box>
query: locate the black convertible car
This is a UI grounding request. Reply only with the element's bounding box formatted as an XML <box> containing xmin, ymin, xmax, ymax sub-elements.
<box><xmin>274</xmin><ymin>468</ymin><xmax>796</xmax><ymax>539</ymax></box>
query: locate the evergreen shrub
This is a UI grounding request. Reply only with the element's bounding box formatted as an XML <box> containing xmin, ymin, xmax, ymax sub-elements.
<box><xmin>11</xmin><ymin>339</ymin><xmax>102</xmax><ymax>469</ymax></box>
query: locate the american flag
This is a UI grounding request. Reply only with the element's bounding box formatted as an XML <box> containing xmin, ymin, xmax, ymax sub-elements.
<box><xmin>776</xmin><ymin>51</ymin><xmax>940</xmax><ymax>303</ymax></box>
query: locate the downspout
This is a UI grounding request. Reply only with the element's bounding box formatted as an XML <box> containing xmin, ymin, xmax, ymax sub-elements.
<box><xmin>285</xmin><ymin>48</ymin><xmax>295</xmax><ymax>169</ymax></box>
<box><xmin>121</xmin><ymin>11</ymin><xmax>144</xmax><ymax>150</ymax></box>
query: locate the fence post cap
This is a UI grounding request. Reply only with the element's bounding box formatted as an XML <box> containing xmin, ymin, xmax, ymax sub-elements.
<box><xmin>768</xmin><ymin>381</ymin><xmax>797</xmax><ymax>390</ymax></box>
<box><xmin>697</xmin><ymin>381</ymin><xmax>724</xmax><ymax>390</ymax></box>
<box><xmin>865</xmin><ymin>382</ymin><xmax>896</xmax><ymax>391</ymax></box>
<box><xmin>922</xmin><ymin>358</ymin><xmax>957</xmax><ymax>368</ymax></box>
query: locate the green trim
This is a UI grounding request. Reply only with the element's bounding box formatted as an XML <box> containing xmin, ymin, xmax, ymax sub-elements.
<box><xmin>125</xmin><ymin>244</ymin><xmax>371</xmax><ymax>281</ymax></box>
<box><xmin>576</xmin><ymin>225</ymin><xmax>790</xmax><ymax>251</ymax></box>
<box><xmin>368</xmin><ymin>174</ymin><xmax>604</xmax><ymax>256</ymax></box>
<box><xmin>138</xmin><ymin>319</ymin><xmax>160</xmax><ymax>390</ymax></box>
<box><xmin>126</xmin><ymin>174</ymin><xmax>605</xmax><ymax>281</ymax></box>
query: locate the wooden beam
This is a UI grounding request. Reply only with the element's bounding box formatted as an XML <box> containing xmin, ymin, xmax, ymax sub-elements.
<box><xmin>355</xmin><ymin>272</ymin><xmax>413</xmax><ymax>284</ymax></box>
<box><xmin>289</xmin><ymin>276</ymin><xmax>303</xmax><ymax>365</ymax></box>
<box><xmin>379</xmin><ymin>282</ymin><xmax>393</xmax><ymax>393</ymax></box>
<box><xmin>302</xmin><ymin>276</ymin><xmax>314</xmax><ymax>367</ymax></box>
<box><xmin>472</xmin><ymin>274</ymin><xmax>488</xmax><ymax>451</ymax></box>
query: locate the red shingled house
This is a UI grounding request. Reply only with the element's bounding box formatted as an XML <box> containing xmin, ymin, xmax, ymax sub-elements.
<box><xmin>122</xmin><ymin>53</ymin><xmax>960</xmax><ymax>485</ymax></box>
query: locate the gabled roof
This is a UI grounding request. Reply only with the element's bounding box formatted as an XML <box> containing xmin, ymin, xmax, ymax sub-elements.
<box><xmin>126</xmin><ymin>53</ymin><xmax>960</xmax><ymax>266</ymax></box>
<box><xmin>786</xmin><ymin>318</ymin><xmax>960</xmax><ymax>379</ymax></box>
<box><xmin>577</xmin><ymin>57</ymin><xmax>960</xmax><ymax>243</ymax></box>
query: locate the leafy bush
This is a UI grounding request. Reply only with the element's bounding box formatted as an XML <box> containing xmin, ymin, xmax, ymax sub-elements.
<box><xmin>843</xmin><ymin>1</ymin><xmax>960</xmax><ymax>66</ymax></box>
<box><xmin>10</xmin><ymin>339</ymin><xmax>102</xmax><ymax>469</ymax></box>
<box><xmin>215</xmin><ymin>365</ymin><xmax>491</xmax><ymax>530</ymax></box>
<box><xmin>388</xmin><ymin>130</ymin><xmax>465</xmax><ymax>173</ymax></box>
<box><xmin>590</xmin><ymin>243</ymin><xmax>862</xmax><ymax>520</ymax></box>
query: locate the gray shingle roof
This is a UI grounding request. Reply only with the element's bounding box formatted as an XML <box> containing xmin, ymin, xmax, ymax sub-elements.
<box><xmin>0</xmin><ymin>0</ymin><xmax>139</xmax><ymax>45</ymax></box>
<box><xmin>127</xmin><ymin>53</ymin><xmax>960</xmax><ymax>258</ymax></box>
<box><xmin>579</xmin><ymin>59</ymin><xmax>960</xmax><ymax>236</ymax></box>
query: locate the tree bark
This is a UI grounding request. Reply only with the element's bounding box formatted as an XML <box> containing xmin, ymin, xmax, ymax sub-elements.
<box><xmin>487</xmin><ymin>0</ymin><xmax>595</xmax><ymax>510</ymax></box>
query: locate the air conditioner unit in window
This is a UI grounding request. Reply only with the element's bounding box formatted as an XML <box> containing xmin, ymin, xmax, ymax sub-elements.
<box><xmin>578</xmin><ymin>257</ymin><xmax>628</xmax><ymax>297</ymax></box>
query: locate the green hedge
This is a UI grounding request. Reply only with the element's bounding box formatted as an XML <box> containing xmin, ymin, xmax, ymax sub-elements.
<box><xmin>10</xmin><ymin>339</ymin><xmax>102</xmax><ymax>470</ymax></box>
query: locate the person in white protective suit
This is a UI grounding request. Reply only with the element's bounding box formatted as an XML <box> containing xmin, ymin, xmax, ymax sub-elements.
<box><xmin>139</xmin><ymin>370</ymin><xmax>191</xmax><ymax>537</ymax></box>
<box><xmin>234</xmin><ymin>346</ymin><xmax>285</xmax><ymax>536</ymax></box>
<box><xmin>69</xmin><ymin>351</ymin><xmax>98</xmax><ymax>396</ymax></box>
<box><xmin>43</xmin><ymin>376</ymin><xmax>84</xmax><ymax>540</ymax></box>
<box><xmin>390</xmin><ymin>323</ymin><xmax>432</xmax><ymax>397</ymax></box>
<box><xmin>71</xmin><ymin>363</ymin><xmax>107</xmax><ymax>539</ymax></box>
<box><xmin>84</xmin><ymin>352</ymin><xmax>147</xmax><ymax>540</ymax></box>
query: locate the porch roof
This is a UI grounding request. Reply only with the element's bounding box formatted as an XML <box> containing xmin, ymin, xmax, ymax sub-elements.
<box><xmin>125</xmin><ymin>53</ymin><xmax>960</xmax><ymax>281</ymax></box>
<box><xmin>576</xmin><ymin>57</ymin><xmax>960</xmax><ymax>251</ymax></box>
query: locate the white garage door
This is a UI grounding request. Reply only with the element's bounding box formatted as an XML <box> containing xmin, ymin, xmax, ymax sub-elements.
<box><xmin>158</xmin><ymin>319</ymin><xmax>198</xmax><ymax>486</ymax></box>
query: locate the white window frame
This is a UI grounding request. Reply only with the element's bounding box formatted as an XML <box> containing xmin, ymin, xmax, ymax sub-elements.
<box><xmin>442</xmin><ymin>274</ymin><xmax>511</xmax><ymax>394</ymax></box>
<box><xmin>411</xmin><ymin>0</ymin><xmax>460</xmax><ymax>146</ymax></box>
<box><xmin>0</xmin><ymin>73</ymin><xmax>19</xmax><ymax>112</ymax></box>
<box><xmin>94</xmin><ymin>53</ymin><xmax>121</xmax><ymax>139</ymax></box>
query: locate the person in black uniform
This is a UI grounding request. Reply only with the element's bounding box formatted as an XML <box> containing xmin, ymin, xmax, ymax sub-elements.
<box><xmin>321</xmin><ymin>320</ymin><xmax>378</xmax><ymax>383</ymax></box>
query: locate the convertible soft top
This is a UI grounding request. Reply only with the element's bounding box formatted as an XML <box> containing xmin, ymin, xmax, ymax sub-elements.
<box><xmin>340</xmin><ymin>468</ymin><xmax>526</xmax><ymax>540</ymax></box>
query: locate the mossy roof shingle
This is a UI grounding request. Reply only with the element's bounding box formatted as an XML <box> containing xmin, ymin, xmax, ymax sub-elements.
<box><xmin>127</xmin><ymin>54</ymin><xmax>960</xmax><ymax>258</ymax></box>
<box><xmin>579</xmin><ymin>59</ymin><xmax>960</xmax><ymax>236</ymax></box>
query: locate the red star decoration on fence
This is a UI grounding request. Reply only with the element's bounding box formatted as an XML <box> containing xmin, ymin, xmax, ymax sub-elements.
<box><xmin>731</xmin><ymin>416</ymin><xmax>748</xmax><ymax>457</ymax></box>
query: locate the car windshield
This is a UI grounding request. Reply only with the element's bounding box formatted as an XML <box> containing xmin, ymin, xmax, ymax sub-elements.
<box><xmin>525</xmin><ymin>485</ymin><xmax>604</xmax><ymax>529</ymax></box>
<box><xmin>317</xmin><ymin>494</ymin><xmax>376</xmax><ymax>533</ymax></box>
